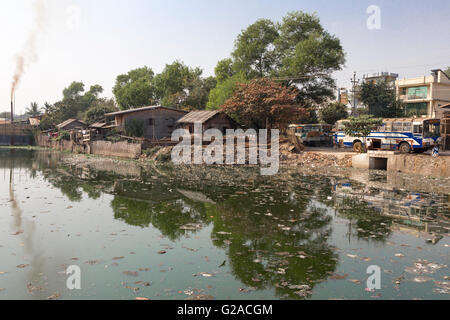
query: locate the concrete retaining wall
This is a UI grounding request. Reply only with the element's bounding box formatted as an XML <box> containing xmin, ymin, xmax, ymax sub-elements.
<box><xmin>35</xmin><ymin>133</ymin><xmax>142</xmax><ymax>159</ymax></box>
<box><xmin>90</xmin><ymin>140</ymin><xmax>141</xmax><ymax>159</ymax></box>
<box><xmin>352</xmin><ymin>151</ymin><xmax>450</xmax><ymax>177</ymax></box>
<box><xmin>388</xmin><ymin>155</ymin><xmax>450</xmax><ymax>177</ymax></box>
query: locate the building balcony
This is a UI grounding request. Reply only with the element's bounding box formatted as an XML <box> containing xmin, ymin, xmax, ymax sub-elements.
<box><xmin>399</xmin><ymin>95</ymin><xmax>430</xmax><ymax>101</ymax></box>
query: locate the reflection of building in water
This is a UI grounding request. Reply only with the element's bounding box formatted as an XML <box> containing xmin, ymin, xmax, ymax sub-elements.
<box><xmin>332</xmin><ymin>180</ymin><xmax>450</xmax><ymax>237</ymax></box>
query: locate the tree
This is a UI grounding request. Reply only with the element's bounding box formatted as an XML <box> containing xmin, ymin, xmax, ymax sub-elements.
<box><xmin>113</xmin><ymin>67</ymin><xmax>156</xmax><ymax>110</ymax></box>
<box><xmin>359</xmin><ymin>80</ymin><xmax>404</xmax><ymax>118</ymax></box>
<box><xmin>231</xmin><ymin>19</ymin><xmax>279</xmax><ymax>78</ymax></box>
<box><xmin>221</xmin><ymin>78</ymin><xmax>310</xmax><ymax>130</ymax></box>
<box><xmin>214</xmin><ymin>58</ymin><xmax>235</xmax><ymax>83</ymax></box>
<box><xmin>275</xmin><ymin>12</ymin><xmax>344</xmax><ymax>72</ymax></box>
<box><xmin>26</xmin><ymin>102</ymin><xmax>42</xmax><ymax>117</ymax></box>
<box><xmin>153</xmin><ymin>61</ymin><xmax>215</xmax><ymax>110</ymax></box>
<box><xmin>183</xmin><ymin>75</ymin><xmax>217</xmax><ymax>110</ymax></box>
<box><xmin>0</xmin><ymin>112</ymin><xmax>11</xmax><ymax>119</ymax></box>
<box><xmin>83</xmin><ymin>84</ymin><xmax>104</xmax><ymax>107</ymax></box>
<box><xmin>207</xmin><ymin>72</ymin><xmax>247</xmax><ymax>110</ymax></box>
<box><xmin>343</xmin><ymin>115</ymin><xmax>382</xmax><ymax>152</ymax></box>
<box><xmin>59</xmin><ymin>81</ymin><xmax>104</xmax><ymax>118</ymax></box>
<box><xmin>303</xmin><ymin>109</ymin><xmax>319</xmax><ymax>124</ymax></box>
<box><xmin>212</xmin><ymin>11</ymin><xmax>345</xmax><ymax>109</ymax></box>
<box><xmin>319</xmin><ymin>102</ymin><xmax>348</xmax><ymax>125</ymax></box>
<box><xmin>62</xmin><ymin>81</ymin><xmax>85</xmax><ymax>101</ymax></box>
<box><xmin>445</xmin><ymin>66</ymin><xmax>450</xmax><ymax>77</ymax></box>
<box><xmin>43</xmin><ymin>102</ymin><xmax>54</xmax><ymax>114</ymax></box>
<box><xmin>38</xmin><ymin>81</ymin><xmax>105</xmax><ymax>129</ymax></box>
<box><xmin>277</xmin><ymin>30</ymin><xmax>345</xmax><ymax>106</ymax></box>
<box><xmin>84</xmin><ymin>98</ymin><xmax>118</xmax><ymax>124</ymax></box>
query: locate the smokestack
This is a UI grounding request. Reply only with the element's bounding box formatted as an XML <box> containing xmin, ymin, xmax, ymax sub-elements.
<box><xmin>10</xmin><ymin>100</ymin><xmax>14</xmax><ymax>123</ymax></box>
<box><xmin>10</xmin><ymin>99</ymin><xmax>14</xmax><ymax>146</ymax></box>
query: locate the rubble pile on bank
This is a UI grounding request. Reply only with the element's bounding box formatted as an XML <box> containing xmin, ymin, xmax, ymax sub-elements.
<box><xmin>137</xmin><ymin>141</ymin><xmax>353</xmax><ymax>169</ymax></box>
<box><xmin>281</xmin><ymin>152</ymin><xmax>352</xmax><ymax>168</ymax></box>
<box><xmin>279</xmin><ymin>140</ymin><xmax>352</xmax><ymax>168</ymax></box>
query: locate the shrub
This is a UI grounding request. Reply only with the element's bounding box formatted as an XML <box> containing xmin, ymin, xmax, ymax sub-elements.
<box><xmin>58</xmin><ymin>130</ymin><xmax>71</xmax><ymax>141</ymax></box>
<box><xmin>143</xmin><ymin>146</ymin><xmax>162</xmax><ymax>157</ymax></box>
<box><xmin>156</xmin><ymin>152</ymin><xmax>171</xmax><ymax>163</ymax></box>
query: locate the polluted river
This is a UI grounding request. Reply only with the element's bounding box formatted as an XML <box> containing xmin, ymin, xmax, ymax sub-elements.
<box><xmin>0</xmin><ymin>149</ymin><xmax>449</xmax><ymax>300</ymax></box>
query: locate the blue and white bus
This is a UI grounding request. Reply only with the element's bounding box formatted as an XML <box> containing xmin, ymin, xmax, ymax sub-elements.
<box><xmin>334</xmin><ymin>118</ymin><xmax>441</xmax><ymax>153</ymax></box>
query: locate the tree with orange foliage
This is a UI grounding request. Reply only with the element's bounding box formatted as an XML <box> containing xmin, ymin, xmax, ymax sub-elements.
<box><xmin>221</xmin><ymin>78</ymin><xmax>310</xmax><ymax>130</ymax></box>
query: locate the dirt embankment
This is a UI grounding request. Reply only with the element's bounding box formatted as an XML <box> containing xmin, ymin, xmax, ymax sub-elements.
<box><xmin>279</xmin><ymin>141</ymin><xmax>353</xmax><ymax>168</ymax></box>
<box><xmin>136</xmin><ymin>141</ymin><xmax>353</xmax><ymax>170</ymax></box>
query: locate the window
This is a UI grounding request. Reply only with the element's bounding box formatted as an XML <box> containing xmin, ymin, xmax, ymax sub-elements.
<box><xmin>377</xmin><ymin>123</ymin><xmax>386</xmax><ymax>132</ymax></box>
<box><xmin>413</xmin><ymin>125</ymin><xmax>423</xmax><ymax>134</ymax></box>
<box><xmin>402</xmin><ymin>122</ymin><xmax>412</xmax><ymax>132</ymax></box>
<box><xmin>148</xmin><ymin>118</ymin><xmax>155</xmax><ymax>126</ymax></box>
<box><xmin>393</xmin><ymin>122</ymin><xmax>403</xmax><ymax>131</ymax></box>
<box><xmin>405</xmin><ymin>103</ymin><xmax>428</xmax><ymax>117</ymax></box>
<box><xmin>384</xmin><ymin>122</ymin><xmax>392</xmax><ymax>131</ymax></box>
<box><xmin>407</xmin><ymin>86</ymin><xmax>428</xmax><ymax>99</ymax></box>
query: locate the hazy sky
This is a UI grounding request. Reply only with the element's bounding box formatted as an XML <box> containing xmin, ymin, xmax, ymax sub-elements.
<box><xmin>1</xmin><ymin>0</ymin><xmax>450</xmax><ymax>114</ymax></box>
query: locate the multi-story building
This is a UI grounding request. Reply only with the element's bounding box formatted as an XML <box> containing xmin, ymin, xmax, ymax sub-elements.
<box><xmin>363</xmin><ymin>72</ymin><xmax>399</xmax><ymax>85</ymax></box>
<box><xmin>395</xmin><ymin>69</ymin><xmax>450</xmax><ymax>119</ymax></box>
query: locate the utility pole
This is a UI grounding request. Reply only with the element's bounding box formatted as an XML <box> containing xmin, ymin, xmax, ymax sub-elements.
<box><xmin>350</xmin><ymin>72</ymin><xmax>360</xmax><ymax>117</ymax></box>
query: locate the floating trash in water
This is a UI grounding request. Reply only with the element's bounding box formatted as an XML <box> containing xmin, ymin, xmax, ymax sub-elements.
<box><xmin>405</xmin><ymin>260</ymin><xmax>447</xmax><ymax>275</ymax></box>
<box><xmin>413</xmin><ymin>276</ymin><xmax>433</xmax><ymax>283</ymax></box>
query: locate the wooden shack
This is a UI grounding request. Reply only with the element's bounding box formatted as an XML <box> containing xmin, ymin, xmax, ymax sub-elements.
<box><xmin>56</xmin><ymin>119</ymin><xmax>87</xmax><ymax>131</ymax></box>
<box><xmin>177</xmin><ymin>111</ymin><xmax>238</xmax><ymax>134</ymax></box>
<box><xmin>105</xmin><ymin>106</ymin><xmax>188</xmax><ymax>140</ymax></box>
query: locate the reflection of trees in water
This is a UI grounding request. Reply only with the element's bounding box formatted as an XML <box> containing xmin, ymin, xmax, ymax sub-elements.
<box><xmin>199</xmin><ymin>177</ymin><xmax>338</xmax><ymax>300</ymax></box>
<box><xmin>13</xmin><ymin>150</ymin><xmax>449</xmax><ymax>298</ymax></box>
<box><xmin>334</xmin><ymin>197</ymin><xmax>393</xmax><ymax>243</ymax></box>
<box><xmin>111</xmin><ymin>196</ymin><xmax>213</xmax><ymax>241</ymax></box>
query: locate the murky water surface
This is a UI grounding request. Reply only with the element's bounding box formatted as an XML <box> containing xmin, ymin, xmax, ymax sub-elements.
<box><xmin>0</xmin><ymin>149</ymin><xmax>449</xmax><ymax>300</ymax></box>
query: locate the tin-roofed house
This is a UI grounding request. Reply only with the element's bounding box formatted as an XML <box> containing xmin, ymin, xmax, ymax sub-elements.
<box><xmin>176</xmin><ymin>111</ymin><xmax>238</xmax><ymax>134</ymax></box>
<box><xmin>105</xmin><ymin>106</ymin><xmax>188</xmax><ymax>140</ymax></box>
<box><xmin>56</xmin><ymin>119</ymin><xmax>87</xmax><ymax>131</ymax></box>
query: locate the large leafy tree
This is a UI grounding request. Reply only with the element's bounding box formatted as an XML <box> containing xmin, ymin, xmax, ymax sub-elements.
<box><xmin>359</xmin><ymin>80</ymin><xmax>404</xmax><ymax>118</ymax></box>
<box><xmin>59</xmin><ymin>81</ymin><xmax>104</xmax><ymax>117</ymax></box>
<box><xmin>231</xmin><ymin>19</ymin><xmax>279</xmax><ymax>78</ymax></box>
<box><xmin>221</xmin><ymin>78</ymin><xmax>310</xmax><ymax>130</ymax></box>
<box><xmin>209</xmin><ymin>11</ymin><xmax>345</xmax><ymax>109</ymax></box>
<box><xmin>319</xmin><ymin>102</ymin><xmax>348</xmax><ymax>125</ymax></box>
<box><xmin>153</xmin><ymin>61</ymin><xmax>215</xmax><ymax>110</ymax></box>
<box><xmin>214</xmin><ymin>58</ymin><xmax>236</xmax><ymax>83</ymax></box>
<box><xmin>84</xmin><ymin>98</ymin><xmax>118</xmax><ymax>124</ymax></box>
<box><xmin>207</xmin><ymin>72</ymin><xmax>247</xmax><ymax>110</ymax></box>
<box><xmin>39</xmin><ymin>81</ymin><xmax>105</xmax><ymax>129</ymax></box>
<box><xmin>113</xmin><ymin>67</ymin><xmax>156</xmax><ymax>110</ymax></box>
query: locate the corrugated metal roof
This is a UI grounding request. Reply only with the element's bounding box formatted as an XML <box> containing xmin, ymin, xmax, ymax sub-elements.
<box><xmin>105</xmin><ymin>105</ymin><xmax>188</xmax><ymax>117</ymax></box>
<box><xmin>90</xmin><ymin>122</ymin><xmax>108</xmax><ymax>128</ymax></box>
<box><xmin>29</xmin><ymin>117</ymin><xmax>41</xmax><ymax>126</ymax></box>
<box><xmin>177</xmin><ymin>111</ymin><xmax>220</xmax><ymax>124</ymax></box>
<box><xmin>57</xmin><ymin>119</ymin><xmax>86</xmax><ymax>129</ymax></box>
